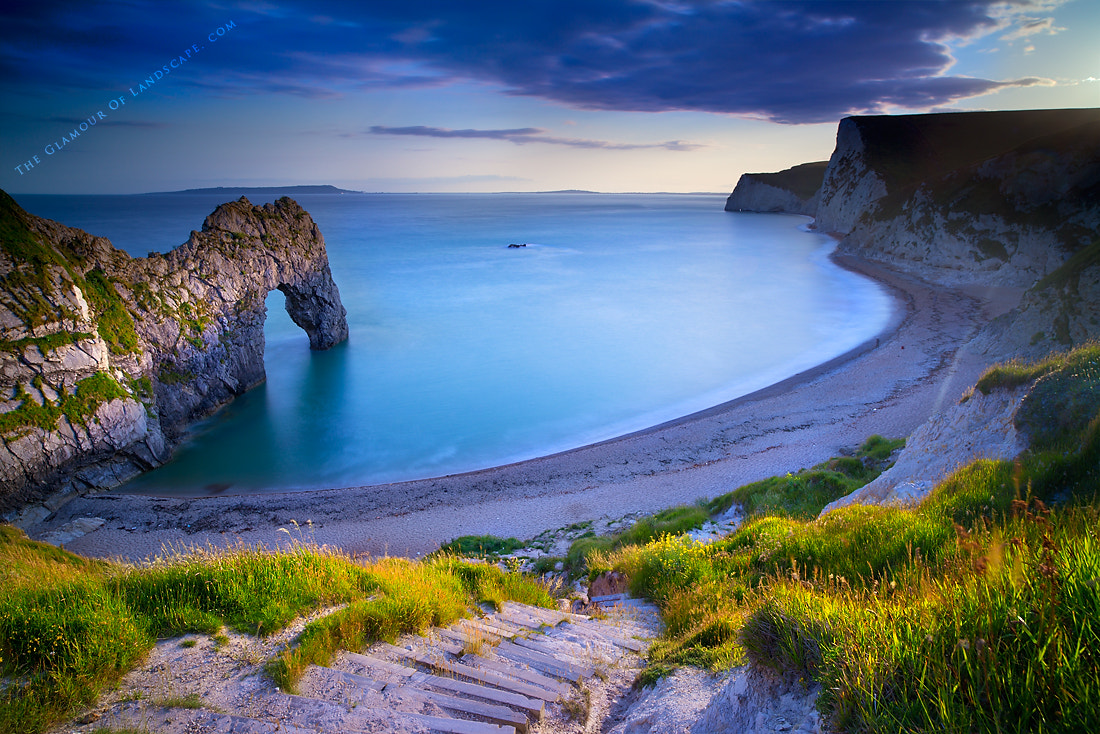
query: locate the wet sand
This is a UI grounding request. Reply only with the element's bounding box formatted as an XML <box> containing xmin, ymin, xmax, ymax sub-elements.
<box><xmin>39</xmin><ymin>254</ymin><xmax>1007</xmax><ymax>562</ymax></box>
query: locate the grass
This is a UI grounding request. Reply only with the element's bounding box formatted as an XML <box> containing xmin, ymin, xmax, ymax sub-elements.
<box><xmin>594</xmin><ymin>344</ymin><xmax>1100</xmax><ymax>733</ymax></box>
<box><xmin>82</xmin><ymin>270</ymin><xmax>140</xmax><ymax>356</ymax></box>
<box><xmin>0</xmin><ymin>372</ymin><xmax>133</xmax><ymax>438</ymax></box>
<box><xmin>706</xmin><ymin>434</ymin><xmax>904</xmax><ymax>520</ymax></box>
<box><xmin>566</xmin><ymin>504</ymin><xmax>712</xmax><ymax>579</ymax></box>
<box><xmin>0</xmin><ymin>531</ymin><xmax>552</xmax><ymax>734</ymax></box>
<box><xmin>438</xmin><ymin>535</ymin><xmax>525</xmax><ymax>558</ymax></box>
<box><xmin>563</xmin><ymin>435</ymin><xmax>903</xmax><ymax>581</ymax></box>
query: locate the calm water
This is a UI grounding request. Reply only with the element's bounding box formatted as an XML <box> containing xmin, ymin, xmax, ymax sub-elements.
<box><xmin>15</xmin><ymin>193</ymin><xmax>892</xmax><ymax>494</ymax></box>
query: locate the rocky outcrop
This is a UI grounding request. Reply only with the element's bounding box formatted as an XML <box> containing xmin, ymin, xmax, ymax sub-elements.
<box><xmin>724</xmin><ymin>161</ymin><xmax>827</xmax><ymax>216</ymax></box>
<box><xmin>727</xmin><ymin>108</ymin><xmax>1100</xmax><ymax>356</ymax></box>
<box><xmin>820</xmin><ymin>385</ymin><xmax>1028</xmax><ymax>515</ymax></box>
<box><xmin>0</xmin><ymin>191</ymin><xmax>348</xmax><ymax>515</ymax></box>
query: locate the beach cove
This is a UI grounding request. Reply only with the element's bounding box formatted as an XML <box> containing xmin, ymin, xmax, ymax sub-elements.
<box><xmin>36</xmin><ymin>249</ymin><xmax>1012</xmax><ymax>562</ymax></box>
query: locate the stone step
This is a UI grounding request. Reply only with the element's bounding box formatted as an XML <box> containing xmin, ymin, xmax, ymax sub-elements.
<box><xmin>493</xmin><ymin>641</ymin><xmax>592</xmax><ymax>682</ymax></box>
<box><xmin>494</xmin><ymin>608</ymin><xmax>549</xmax><ymax>631</ymax></box>
<box><xmin>471</xmin><ymin>616</ymin><xmax>529</xmax><ymax>637</ymax></box>
<box><xmin>285</xmin><ymin>689</ymin><xmax>517</xmax><ymax>734</ymax></box>
<box><xmin>308</xmin><ymin>666</ymin><xmax>529</xmax><ymax>734</ymax></box>
<box><xmin>461</xmin><ymin>617</ymin><xmax>519</xmax><ymax>640</ymax></box>
<box><xmin>438</xmin><ymin>625</ymin><xmax>501</xmax><ymax>648</ymax></box>
<box><xmin>459</xmin><ymin>653</ymin><xmax>572</xmax><ymax>696</ymax></box>
<box><xmin>380</xmin><ymin>642</ymin><xmax>561</xmax><ymax>702</ymax></box>
<box><xmin>508</xmin><ymin>633</ymin><xmax>609</xmax><ymax>666</ymax></box>
<box><xmin>559</xmin><ymin>621</ymin><xmax>647</xmax><ymax>652</ymax></box>
<box><xmin>533</xmin><ymin>628</ymin><xmax>625</xmax><ymax>661</ymax></box>
<box><xmin>343</xmin><ymin>652</ymin><xmax>545</xmax><ymax>720</ymax></box>
<box><xmin>93</xmin><ymin>706</ymin><xmax>320</xmax><ymax>734</ymax></box>
<box><xmin>509</xmin><ymin>603</ymin><xmax>566</xmax><ymax>626</ymax></box>
<box><xmin>419</xmin><ymin>633</ymin><xmax>465</xmax><ymax>656</ymax></box>
<box><xmin>400</xmin><ymin>711</ymin><xmax>516</xmax><ymax>734</ymax></box>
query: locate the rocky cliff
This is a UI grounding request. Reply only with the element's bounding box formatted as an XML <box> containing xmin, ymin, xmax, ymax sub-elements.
<box><xmin>0</xmin><ymin>191</ymin><xmax>348</xmax><ymax>515</ymax></box>
<box><xmin>726</xmin><ymin>107</ymin><xmax>1100</xmax><ymax>356</ymax></box>
<box><xmin>724</xmin><ymin>161</ymin><xmax>827</xmax><ymax>215</ymax></box>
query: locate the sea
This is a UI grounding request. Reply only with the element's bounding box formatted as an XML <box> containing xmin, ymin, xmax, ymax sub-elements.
<box><xmin>13</xmin><ymin>192</ymin><xmax>893</xmax><ymax>495</ymax></box>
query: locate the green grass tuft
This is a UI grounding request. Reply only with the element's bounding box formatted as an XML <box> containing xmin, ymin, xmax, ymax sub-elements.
<box><xmin>437</xmin><ymin>535</ymin><xmax>525</xmax><ymax>558</ymax></box>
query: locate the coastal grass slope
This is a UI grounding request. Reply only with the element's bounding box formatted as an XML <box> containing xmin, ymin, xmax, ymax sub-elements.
<box><xmin>0</xmin><ymin>529</ymin><xmax>551</xmax><ymax>734</ymax></box>
<box><xmin>591</xmin><ymin>343</ymin><xmax>1100</xmax><ymax>733</ymax></box>
<box><xmin>2</xmin><ymin>345</ymin><xmax>1096</xmax><ymax>733</ymax></box>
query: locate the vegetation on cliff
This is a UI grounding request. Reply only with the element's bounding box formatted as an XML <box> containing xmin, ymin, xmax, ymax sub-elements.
<box><xmin>592</xmin><ymin>343</ymin><xmax>1100</xmax><ymax>733</ymax></box>
<box><xmin>738</xmin><ymin>161</ymin><xmax>828</xmax><ymax>201</ymax></box>
<box><xmin>0</xmin><ymin>191</ymin><xmax>349</xmax><ymax>509</ymax></box>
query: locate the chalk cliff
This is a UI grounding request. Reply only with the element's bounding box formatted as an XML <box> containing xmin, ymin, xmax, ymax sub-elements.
<box><xmin>0</xmin><ymin>192</ymin><xmax>348</xmax><ymax>515</ymax></box>
<box><xmin>726</xmin><ymin>108</ymin><xmax>1100</xmax><ymax>356</ymax></box>
<box><xmin>724</xmin><ymin>161</ymin><xmax>826</xmax><ymax>215</ymax></box>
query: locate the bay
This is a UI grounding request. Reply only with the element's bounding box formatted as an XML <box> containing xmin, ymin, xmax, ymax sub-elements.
<box><xmin>15</xmin><ymin>192</ymin><xmax>892</xmax><ymax>495</ymax></box>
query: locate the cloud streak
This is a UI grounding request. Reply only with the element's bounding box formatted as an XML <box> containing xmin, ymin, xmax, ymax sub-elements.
<box><xmin>0</xmin><ymin>0</ymin><xmax>1070</xmax><ymax>124</ymax></box>
<box><xmin>368</xmin><ymin>125</ymin><xmax>702</xmax><ymax>151</ymax></box>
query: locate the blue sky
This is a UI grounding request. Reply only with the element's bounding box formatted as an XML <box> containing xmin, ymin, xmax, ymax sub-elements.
<box><xmin>2</xmin><ymin>0</ymin><xmax>1097</xmax><ymax>194</ymax></box>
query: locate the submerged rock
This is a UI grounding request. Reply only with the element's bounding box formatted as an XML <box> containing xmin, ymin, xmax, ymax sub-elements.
<box><xmin>0</xmin><ymin>191</ymin><xmax>348</xmax><ymax>516</ymax></box>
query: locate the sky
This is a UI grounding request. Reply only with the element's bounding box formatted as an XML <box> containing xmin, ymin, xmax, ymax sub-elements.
<box><xmin>2</xmin><ymin>0</ymin><xmax>1097</xmax><ymax>195</ymax></box>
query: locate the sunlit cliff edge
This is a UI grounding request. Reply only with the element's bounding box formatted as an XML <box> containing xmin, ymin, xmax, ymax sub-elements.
<box><xmin>0</xmin><ymin>192</ymin><xmax>348</xmax><ymax>516</ymax></box>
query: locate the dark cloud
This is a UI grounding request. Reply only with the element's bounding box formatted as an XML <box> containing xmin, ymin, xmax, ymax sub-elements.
<box><xmin>368</xmin><ymin>125</ymin><xmax>701</xmax><ymax>150</ymax></box>
<box><xmin>0</xmin><ymin>0</ymin><xmax>1059</xmax><ymax>124</ymax></box>
<box><xmin>47</xmin><ymin>116</ymin><xmax>168</xmax><ymax>129</ymax></box>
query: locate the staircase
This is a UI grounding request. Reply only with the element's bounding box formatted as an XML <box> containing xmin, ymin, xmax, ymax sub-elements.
<box><xmin>87</xmin><ymin>599</ymin><xmax>660</xmax><ymax>733</ymax></box>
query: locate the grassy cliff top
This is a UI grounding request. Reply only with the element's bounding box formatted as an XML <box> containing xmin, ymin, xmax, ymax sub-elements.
<box><xmin>741</xmin><ymin>160</ymin><xmax>829</xmax><ymax>201</ymax></box>
<box><xmin>854</xmin><ymin>107</ymin><xmax>1100</xmax><ymax>193</ymax></box>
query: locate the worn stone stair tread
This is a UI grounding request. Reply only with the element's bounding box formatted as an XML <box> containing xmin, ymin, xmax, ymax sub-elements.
<box><xmin>417</xmin><ymin>634</ymin><xmax>465</xmax><ymax>656</ymax></box>
<box><xmin>593</xmin><ymin>621</ymin><xmax>650</xmax><ymax>639</ymax></box>
<box><xmin>401</xmin><ymin>710</ymin><xmax>516</xmax><ymax>734</ymax></box>
<box><xmin>507</xmin><ymin>603</ymin><xmax>567</xmax><ymax>627</ymax></box>
<box><xmin>283</xmin><ymin>693</ymin><xmax>505</xmax><ymax>734</ymax></box>
<box><xmin>539</xmin><ymin>626</ymin><xmax>625</xmax><ymax>655</ymax></box>
<box><xmin>508</xmin><ymin>633</ymin><xmax>607</xmax><ymax>665</ymax></box>
<box><xmin>494</xmin><ymin>609</ymin><xmax>549</xmax><ymax>630</ymax></box>
<box><xmin>459</xmin><ymin>653</ymin><xmax>572</xmax><ymax>696</ymax></box>
<box><xmin>381</xmin><ymin>642</ymin><xmax>561</xmax><ymax>702</ymax></box>
<box><xmin>96</xmin><ymin>707</ymin><xmax>321</xmax><ymax>734</ymax></box>
<box><xmin>308</xmin><ymin>666</ymin><xmax>527</xmax><ymax>732</ymax></box>
<box><xmin>494</xmin><ymin>640</ymin><xmax>593</xmax><ymax>680</ymax></box>
<box><xmin>461</xmin><ymin>618</ymin><xmax>518</xmax><ymax>639</ymax></box>
<box><xmin>589</xmin><ymin>593</ymin><xmax>626</xmax><ymax>603</ymax></box>
<box><xmin>475</xmin><ymin>616</ymin><xmax>529</xmax><ymax>636</ymax></box>
<box><xmin>280</xmin><ymin>690</ymin><xmax>461</xmax><ymax>733</ymax></box>
<box><xmin>394</xmin><ymin>683</ymin><xmax>530</xmax><ymax>733</ymax></box>
<box><xmin>560</xmin><ymin>622</ymin><xmax>647</xmax><ymax>652</ymax></box>
<box><xmin>344</xmin><ymin>652</ymin><xmax>545</xmax><ymax>720</ymax></box>
<box><xmin>437</xmin><ymin>626</ymin><xmax>488</xmax><ymax>646</ymax></box>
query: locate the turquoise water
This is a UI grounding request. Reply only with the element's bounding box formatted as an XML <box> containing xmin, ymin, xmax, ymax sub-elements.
<box><xmin>16</xmin><ymin>193</ymin><xmax>892</xmax><ymax>494</ymax></box>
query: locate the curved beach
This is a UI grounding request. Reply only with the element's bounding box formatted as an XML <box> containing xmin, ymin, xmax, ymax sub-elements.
<box><xmin>39</xmin><ymin>253</ymin><xmax>1010</xmax><ymax>562</ymax></box>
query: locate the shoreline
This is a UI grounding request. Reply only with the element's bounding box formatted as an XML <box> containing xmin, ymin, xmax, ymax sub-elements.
<box><xmin>33</xmin><ymin>252</ymin><xmax>1005</xmax><ymax>562</ymax></box>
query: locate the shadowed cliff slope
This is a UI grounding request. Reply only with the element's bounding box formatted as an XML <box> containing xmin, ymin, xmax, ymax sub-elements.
<box><xmin>726</xmin><ymin>108</ymin><xmax>1100</xmax><ymax>357</ymax></box>
<box><xmin>724</xmin><ymin>161</ymin><xmax>827</xmax><ymax>215</ymax></box>
<box><xmin>0</xmin><ymin>192</ymin><xmax>348</xmax><ymax>513</ymax></box>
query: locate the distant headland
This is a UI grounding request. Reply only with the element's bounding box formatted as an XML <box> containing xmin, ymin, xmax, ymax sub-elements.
<box><xmin>143</xmin><ymin>184</ymin><xmax>363</xmax><ymax>196</ymax></box>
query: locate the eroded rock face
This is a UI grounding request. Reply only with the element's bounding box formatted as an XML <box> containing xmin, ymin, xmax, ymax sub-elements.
<box><xmin>820</xmin><ymin>385</ymin><xmax>1028</xmax><ymax>516</ymax></box>
<box><xmin>725</xmin><ymin>109</ymin><xmax>1100</xmax><ymax>357</ymax></box>
<box><xmin>0</xmin><ymin>191</ymin><xmax>348</xmax><ymax>514</ymax></box>
<box><xmin>815</xmin><ymin>116</ymin><xmax>888</xmax><ymax>234</ymax></box>
<box><xmin>724</xmin><ymin>161</ymin><xmax>827</xmax><ymax>216</ymax></box>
